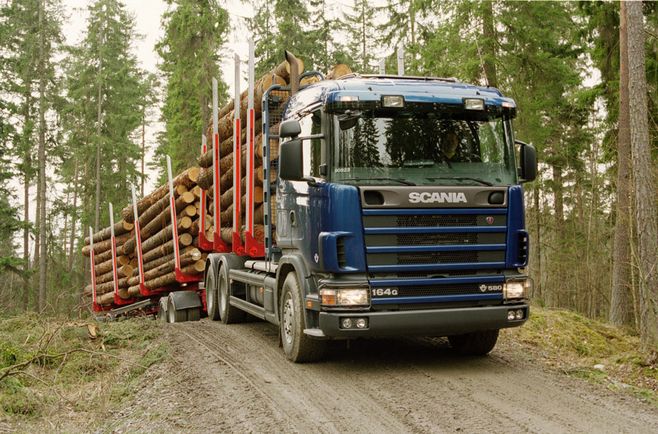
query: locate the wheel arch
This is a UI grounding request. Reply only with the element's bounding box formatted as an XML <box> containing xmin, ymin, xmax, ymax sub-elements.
<box><xmin>276</xmin><ymin>254</ymin><xmax>317</xmax><ymax>325</ymax></box>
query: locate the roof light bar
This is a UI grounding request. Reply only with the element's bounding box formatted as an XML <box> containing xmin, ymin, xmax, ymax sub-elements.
<box><xmin>382</xmin><ymin>95</ymin><xmax>405</xmax><ymax>108</ymax></box>
<box><xmin>464</xmin><ymin>98</ymin><xmax>485</xmax><ymax>110</ymax></box>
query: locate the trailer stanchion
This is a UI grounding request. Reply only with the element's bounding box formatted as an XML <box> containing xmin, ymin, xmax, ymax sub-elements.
<box><xmin>132</xmin><ymin>186</ymin><xmax>169</xmax><ymax>296</ymax></box>
<box><xmin>198</xmin><ymin>134</ymin><xmax>213</xmax><ymax>251</ymax></box>
<box><xmin>232</xmin><ymin>54</ymin><xmax>245</xmax><ymax>255</ymax></box>
<box><xmin>167</xmin><ymin>156</ymin><xmax>202</xmax><ymax>284</ymax></box>
<box><xmin>244</xmin><ymin>39</ymin><xmax>264</xmax><ymax>258</ymax></box>
<box><xmin>212</xmin><ymin>77</ymin><xmax>231</xmax><ymax>252</ymax></box>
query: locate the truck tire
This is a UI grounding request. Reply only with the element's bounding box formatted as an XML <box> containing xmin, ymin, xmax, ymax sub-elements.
<box><xmin>280</xmin><ymin>272</ymin><xmax>325</xmax><ymax>363</ymax></box>
<box><xmin>448</xmin><ymin>329</ymin><xmax>499</xmax><ymax>356</ymax></box>
<box><xmin>158</xmin><ymin>298</ymin><xmax>168</xmax><ymax>322</ymax></box>
<box><xmin>167</xmin><ymin>298</ymin><xmax>187</xmax><ymax>323</ymax></box>
<box><xmin>218</xmin><ymin>264</ymin><xmax>246</xmax><ymax>324</ymax></box>
<box><xmin>205</xmin><ymin>265</ymin><xmax>220</xmax><ymax>321</ymax></box>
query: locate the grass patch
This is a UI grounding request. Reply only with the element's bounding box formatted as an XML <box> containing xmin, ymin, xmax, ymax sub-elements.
<box><xmin>503</xmin><ymin>306</ymin><xmax>658</xmax><ymax>406</ymax></box>
<box><xmin>0</xmin><ymin>314</ymin><xmax>168</xmax><ymax>429</ymax></box>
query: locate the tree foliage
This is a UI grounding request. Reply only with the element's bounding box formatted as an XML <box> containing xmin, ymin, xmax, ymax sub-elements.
<box><xmin>156</xmin><ymin>0</ymin><xmax>230</xmax><ymax>176</ymax></box>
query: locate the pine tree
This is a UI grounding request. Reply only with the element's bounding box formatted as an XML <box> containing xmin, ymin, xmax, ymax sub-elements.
<box><xmin>343</xmin><ymin>0</ymin><xmax>377</xmax><ymax>73</ymax></box>
<box><xmin>156</xmin><ymin>0</ymin><xmax>230</xmax><ymax>175</ymax></box>
<box><xmin>64</xmin><ymin>0</ymin><xmax>147</xmax><ymax>239</ymax></box>
<box><xmin>625</xmin><ymin>0</ymin><xmax>658</xmax><ymax>350</ymax></box>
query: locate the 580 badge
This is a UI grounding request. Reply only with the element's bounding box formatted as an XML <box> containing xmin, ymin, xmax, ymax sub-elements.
<box><xmin>371</xmin><ymin>288</ymin><xmax>399</xmax><ymax>297</ymax></box>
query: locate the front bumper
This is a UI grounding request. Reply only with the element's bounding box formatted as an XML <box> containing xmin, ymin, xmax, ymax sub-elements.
<box><xmin>310</xmin><ymin>304</ymin><xmax>529</xmax><ymax>338</ymax></box>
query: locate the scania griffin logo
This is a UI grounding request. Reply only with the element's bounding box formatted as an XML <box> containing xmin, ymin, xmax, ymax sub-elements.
<box><xmin>408</xmin><ymin>192</ymin><xmax>468</xmax><ymax>204</ymax></box>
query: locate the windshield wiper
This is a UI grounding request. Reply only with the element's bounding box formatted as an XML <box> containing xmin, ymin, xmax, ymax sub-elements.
<box><xmin>425</xmin><ymin>176</ymin><xmax>493</xmax><ymax>186</ymax></box>
<box><xmin>340</xmin><ymin>177</ymin><xmax>416</xmax><ymax>186</ymax></box>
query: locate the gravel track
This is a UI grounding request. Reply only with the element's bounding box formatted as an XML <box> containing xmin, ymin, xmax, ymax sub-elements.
<box><xmin>105</xmin><ymin>319</ymin><xmax>658</xmax><ymax>433</ymax></box>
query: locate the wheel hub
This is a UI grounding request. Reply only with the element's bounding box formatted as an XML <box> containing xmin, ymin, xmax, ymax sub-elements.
<box><xmin>282</xmin><ymin>295</ymin><xmax>294</xmax><ymax>345</ymax></box>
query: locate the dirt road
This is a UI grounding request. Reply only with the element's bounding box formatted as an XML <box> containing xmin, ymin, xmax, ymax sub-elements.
<box><xmin>104</xmin><ymin>319</ymin><xmax>658</xmax><ymax>433</ymax></box>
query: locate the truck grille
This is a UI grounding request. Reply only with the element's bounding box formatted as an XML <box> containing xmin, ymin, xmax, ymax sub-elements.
<box><xmin>362</xmin><ymin>208</ymin><xmax>508</xmax><ymax>305</ymax></box>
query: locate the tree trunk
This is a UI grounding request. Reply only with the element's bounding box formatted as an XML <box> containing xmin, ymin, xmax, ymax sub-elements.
<box><xmin>67</xmin><ymin>160</ymin><xmax>79</xmax><ymax>271</ymax></box>
<box><xmin>481</xmin><ymin>0</ymin><xmax>498</xmax><ymax>88</ymax></box>
<box><xmin>610</xmin><ymin>4</ymin><xmax>634</xmax><ymax>327</ymax></box>
<box><xmin>37</xmin><ymin>0</ymin><xmax>47</xmax><ymax>313</ymax></box>
<box><xmin>626</xmin><ymin>0</ymin><xmax>658</xmax><ymax>351</ymax></box>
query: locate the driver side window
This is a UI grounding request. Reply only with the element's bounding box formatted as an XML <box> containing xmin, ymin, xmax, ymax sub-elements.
<box><xmin>298</xmin><ymin>110</ymin><xmax>323</xmax><ymax>178</ymax></box>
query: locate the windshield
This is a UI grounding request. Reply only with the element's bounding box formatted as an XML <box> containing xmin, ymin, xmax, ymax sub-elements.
<box><xmin>332</xmin><ymin>109</ymin><xmax>516</xmax><ymax>186</ymax></box>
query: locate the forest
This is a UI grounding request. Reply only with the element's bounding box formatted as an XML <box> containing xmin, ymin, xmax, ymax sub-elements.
<box><xmin>0</xmin><ymin>0</ymin><xmax>656</xmax><ymax>349</ymax></box>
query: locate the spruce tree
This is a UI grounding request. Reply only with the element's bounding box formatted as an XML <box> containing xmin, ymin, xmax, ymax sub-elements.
<box><xmin>156</xmin><ymin>0</ymin><xmax>230</xmax><ymax>175</ymax></box>
<box><xmin>343</xmin><ymin>0</ymin><xmax>377</xmax><ymax>73</ymax></box>
<box><xmin>64</xmin><ymin>0</ymin><xmax>147</xmax><ymax>236</ymax></box>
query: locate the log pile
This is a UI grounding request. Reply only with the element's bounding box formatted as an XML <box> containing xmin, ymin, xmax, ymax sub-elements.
<box><xmin>195</xmin><ymin>58</ymin><xmax>309</xmax><ymax>246</ymax></box>
<box><xmin>81</xmin><ymin>53</ymin><xmax>352</xmax><ymax>309</ymax></box>
<box><xmin>82</xmin><ymin>168</ymin><xmax>207</xmax><ymax>306</ymax></box>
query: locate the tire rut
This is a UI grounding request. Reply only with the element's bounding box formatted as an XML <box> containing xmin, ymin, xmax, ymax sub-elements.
<box><xmin>170</xmin><ymin>320</ymin><xmax>658</xmax><ymax>434</ymax></box>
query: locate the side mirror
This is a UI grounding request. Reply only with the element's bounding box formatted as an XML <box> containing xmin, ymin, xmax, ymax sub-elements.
<box><xmin>516</xmin><ymin>140</ymin><xmax>537</xmax><ymax>182</ymax></box>
<box><xmin>279</xmin><ymin>139</ymin><xmax>303</xmax><ymax>181</ymax></box>
<box><xmin>280</xmin><ymin>119</ymin><xmax>302</xmax><ymax>139</ymax></box>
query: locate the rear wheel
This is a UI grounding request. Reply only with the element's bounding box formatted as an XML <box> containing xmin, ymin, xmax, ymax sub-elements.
<box><xmin>280</xmin><ymin>273</ymin><xmax>325</xmax><ymax>363</ymax></box>
<box><xmin>218</xmin><ymin>264</ymin><xmax>246</xmax><ymax>324</ymax></box>
<box><xmin>448</xmin><ymin>330</ymin><xmax>499</xmax><ymax>356</ymax></box>
<box><xmin>158</xmin><ymin>298</ymin><xmax>168</xmax><ymax>322</ymax></box>
<box><xmin>205</xmin><ymin>266</ymin><xmax>220</xmax><ymax>321</ymax></box>
<box><xmin>167</xmin><ymin>299</ymin><xmax>187</xmax><ymax>323</ymax></box>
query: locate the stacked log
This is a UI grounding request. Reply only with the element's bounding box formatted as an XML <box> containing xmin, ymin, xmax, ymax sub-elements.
<box><xmin>82</xmin><ymin>168</ymin><xmax>206</xmax><ymax>306</ymax></box>
<box><xmin>81</xmin><ymin>55</ymin><xmax>352</xmax><ymax>309</ymax></box>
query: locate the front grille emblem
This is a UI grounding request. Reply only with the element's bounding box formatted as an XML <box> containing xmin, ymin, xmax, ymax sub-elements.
<box><xmin>486</xmin><ymin>216</ymin><xmax>495</xmax><ymax>225</ymax></box>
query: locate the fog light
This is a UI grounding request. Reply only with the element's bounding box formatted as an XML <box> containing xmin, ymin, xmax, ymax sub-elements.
<box><xmin>515</xmin><ymin>309</ymin><xmax>524</xmax><ymax>320</ymax></box>
<box><xmin>507</xmin><ymin>310</ymin><xmax>516</xmax><ymax>321</ymax></box>
<box><xmin>341</xmin><ymin>318</ymin><xmax>353</xmax><ymax>329</ymax></box>
<box><xmin>356</xmin><ymin>318</ymin><xmax>367</xmax><ymax>329</ymax></box>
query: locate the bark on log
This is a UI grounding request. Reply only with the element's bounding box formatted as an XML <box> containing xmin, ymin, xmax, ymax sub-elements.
<box><xmin>198</xmin><ymin>119</ymin><xmax>264</xmax><ymax>168</ymax></box>
<box><xmin>82</xmin><ymin>232</ymin><xmax>131</xmax><ymax>256</ymax></box>
<box><xmin>141</xmin><ymin>217</ymin><xmax>199</xmax><ymax>254</ymax></box>
<box><xmin>141</xmin><ymin>234</ymin><xmax>196</xmax><ymax>264</ymax></box>
<box><xmin>93</xmin><ymin>249</ymin><xmax>113</xmax><ymax>265</ymax></box>
<box><xmin>83</xmin><ymin>276</ymin><xmax>128</xmax><ymax>297</ymax></box>
<box><xmin>325</xmin><ymin>64</ymin><xmax>353</xmax><ymax>80</ymax></box>
<box><xmin>84</xmin><ymin>220</ymin><xmax>134</xmax><ymax>245</ymax></box>
<box><xmin>123</xmin><ymin>194</ymin><xmax>196</xmax><ymax>255</ymax></box>
<box><xmin>121</xmin><ymin>167</ymin><xmax>200</xmax><ymax>222</ymax></box>
<box><xmin>127</xmin><ymin>248</ymin><xmax>203</xmax><ymax>286</ymax></box>
<box><xmin>94</xmin><ymin>257</ymin><xmax>115</xmax><ymax>276</ymax></box>
<box><xmin>144</xmin><ymin>262</ymin><xmax>204</xmax><ymax>290</ymax></box>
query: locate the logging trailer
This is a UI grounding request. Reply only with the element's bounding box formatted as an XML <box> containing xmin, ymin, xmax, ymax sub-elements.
<box><xmin>88</xmin><ymin>44</ymin><xmax>537</xmax><ymax>362</ymax></box>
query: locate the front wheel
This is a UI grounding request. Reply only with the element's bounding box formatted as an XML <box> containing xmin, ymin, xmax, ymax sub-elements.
<box><xmin>448</xmin><ymin>329</ymin><xmax>499</xmax><ymax>356</ymax></box>
<box><xmin>280</xmin><ymin>273</ymin><xmax>325</xmax><ymax>363</ymax></box>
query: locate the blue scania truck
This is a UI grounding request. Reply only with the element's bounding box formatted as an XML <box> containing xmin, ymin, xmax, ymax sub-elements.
<box><xmin>201</xmin><ymin>70</ymin><xmax>537</xmax><ymax>362</ymax></box>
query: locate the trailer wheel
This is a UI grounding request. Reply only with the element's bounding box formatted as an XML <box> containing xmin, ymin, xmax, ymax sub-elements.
<box><xmin>205</xmin><ymin>265</ymin><xmax>220</xmax><ymax>321</ymax></box>
<box><xmin>218</xmin><ymin>264</ymin><xmax>246</xmax><ymax>324</ymax></box>
<box><xmin>167</xmin><ymin>299</ymin><xmax>187</xmax><ymax>323</ymax></box>
<box><xmin>158</xmin><ymin>298</ymin><xmax>168</xmax><ymax>323</ymax></box>
<box><xmin>186</xmin><ymin>308</ymin><xmax>201</xmax><ymax>322</ymax></box>
<box><xmin>448</xmin><ymin>329</ymin><xmax>499</xmax><ymax>356</ymax></box>
<box><xmin>280</xmin><ymin>272</ymin><xmax>325</xmax><ymax>363</ymax></box>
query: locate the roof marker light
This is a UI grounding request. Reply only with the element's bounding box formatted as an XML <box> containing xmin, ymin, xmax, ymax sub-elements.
<box><xmin>382</xmin><ymin>95</ymin><xmax>405</xmax><ymax>108</ymax></box>
<box><xmin>464</xmin><ymin>98</ymin><xmax>485</xmax><ymax>110</ymax></box>
<box><xmin>339</xmin><ymin>95</ymin><xmax>359</xmax><ymax>102</ymax></box>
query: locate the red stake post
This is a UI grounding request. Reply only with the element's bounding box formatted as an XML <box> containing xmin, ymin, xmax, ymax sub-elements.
<box><xmin>212</xmin><ymin>77</ymin><xmax>230</xmax><ymax>252</ymax></box>
<box><xmin>232</xmin><ymin>54</ymin><xmax>245</xmax><ymax>255</ymax></box>
<box><xmin>244</xmin><ymin>39</ymin><xmax>264</xmax><ymax>257</ymax></box>
<box><xmin>198</xmin><ymin>134</ymin><xmax>213</xmax><ymax>251</ymax></box>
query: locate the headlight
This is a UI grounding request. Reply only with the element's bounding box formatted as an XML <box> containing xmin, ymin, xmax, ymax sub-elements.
<box><xmin>320</xmin><ymin>288</ymin><xmax>369</xmax><ymax>307</ymax></box>
<box><xmin>503</xmin><ymin>278</ymin><xmax>532</xmax><ymax>300</ymax></box>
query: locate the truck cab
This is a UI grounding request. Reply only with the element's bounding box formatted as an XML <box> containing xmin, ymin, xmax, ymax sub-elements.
<box><xmin>206</xmin><ymin>74</ymin><xmax>536</xmax><ymax>362</ymax></box>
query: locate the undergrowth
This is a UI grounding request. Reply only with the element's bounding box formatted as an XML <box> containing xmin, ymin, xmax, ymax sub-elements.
<box><xmin>0</xmin><ymin>314</ymin><xmax>167</xmax><ymax>429</ymax></box>
<box><xmin>504</xmin><ymin>306</ymin><xmax>658</xmax><ymax>406</ymax></box>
